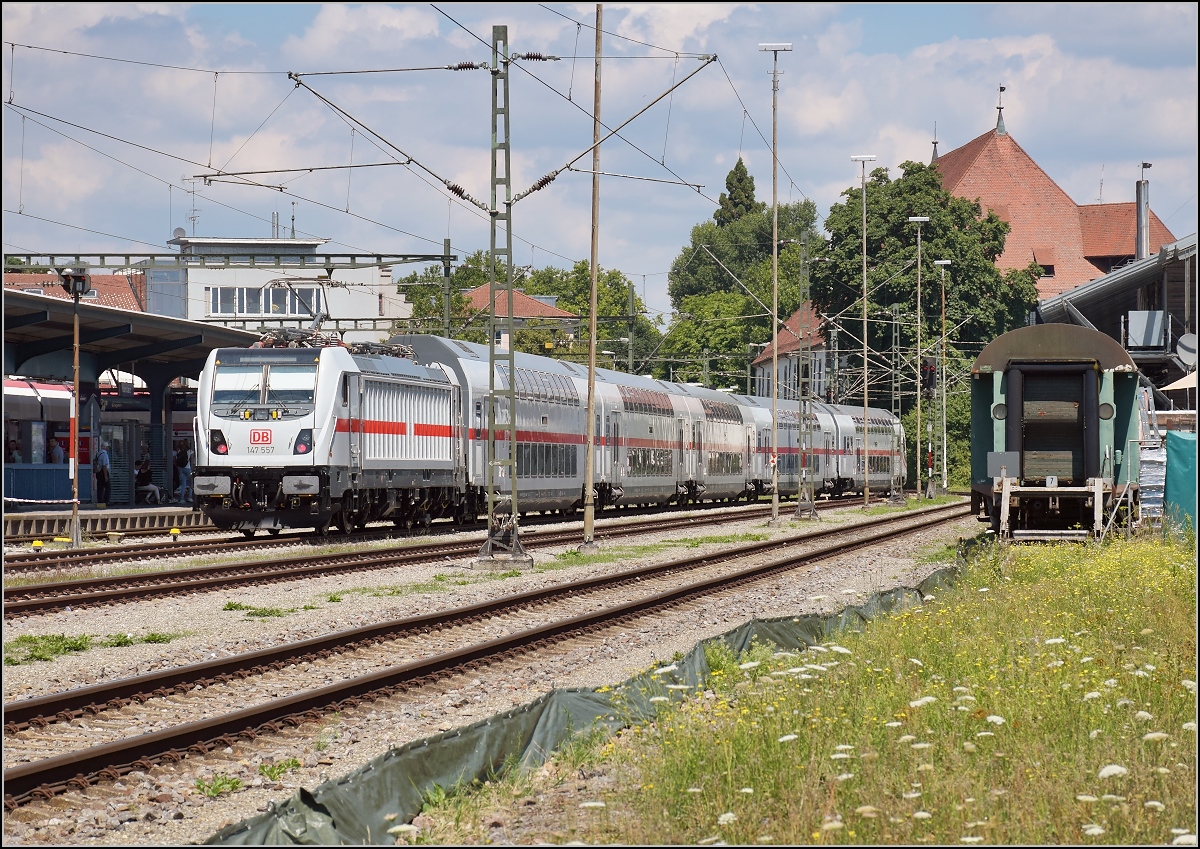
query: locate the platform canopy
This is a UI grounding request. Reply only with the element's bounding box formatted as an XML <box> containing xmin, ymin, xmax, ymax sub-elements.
<box><xmin>4</xmin><ymin>289</ymin><xmax>259</xmax><ymax>383</ymax></box>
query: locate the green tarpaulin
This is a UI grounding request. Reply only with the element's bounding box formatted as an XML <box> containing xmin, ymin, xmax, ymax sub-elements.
<box><xmin>207</xmin><ymin>569</ymin><xmax>957</xmax><ymax>845</ymax></box>
<box><xmin>1165</xmin><ymin>430</ymin><xmax>1197</xmax><ymax>531</ymax></box>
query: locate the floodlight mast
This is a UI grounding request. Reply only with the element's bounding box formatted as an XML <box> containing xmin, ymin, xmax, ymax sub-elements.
<box><xmin>759</xmin><ymin>42</ymin><xmax>791</xmax><ymax>525</ymax></box>
<box><xmin>850</xmin><ymin>155</ymin><xmax>876</xmax><ymax>508</ymax></box>
<box><xmin>908</xmin><ymin>216</ymin><xmax>929</xmax><ymax>498</ymax></box>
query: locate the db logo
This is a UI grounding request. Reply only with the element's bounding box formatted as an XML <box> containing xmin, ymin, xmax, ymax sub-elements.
<box><xmin>249</xmin><ymin>429</ymin><xmax>272</xmax><ymax>445</ymax></box>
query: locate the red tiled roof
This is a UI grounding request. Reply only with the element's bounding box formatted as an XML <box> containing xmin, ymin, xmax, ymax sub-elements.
<box><xmin>1077</xmin><ymin>203</ymin><xmax>1176</xmax><ymax>258</ymax></box>
<box><xmin>935</xmin><ymin>127</ymin><xmax>1176</xmax><ymax>299</ymax></box>
<box><xmin>463</xmin><ymin>284</ymin><xmax>578</xmax><ymax>319</ymax></box>
<box><xmin>3</xmin><ymin>272</ymin><xmax>145</xmax><ymax>312</ymax></box>
<box><xmin>753</xmin><ymin>301</ymin><xmax>824</xmax><ymax>366</ymax></box>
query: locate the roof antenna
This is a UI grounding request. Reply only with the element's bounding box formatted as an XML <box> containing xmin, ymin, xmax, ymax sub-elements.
<box><xmin>996</xmin><ymin>84</ymin><xmax>1007</xmax><ymax>135</ymax></box>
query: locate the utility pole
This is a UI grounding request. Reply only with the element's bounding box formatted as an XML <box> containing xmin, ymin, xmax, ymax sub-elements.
<box><xmin>476</xmin><ymin>24</ymin><xmax>530</xmax><ymax>568</ymax></box>
<box><xmin>580</xmin><ymin>5</ymin><xmax>603</xmax><ymax>554</ymax></box>
<box><xmin>627</xmin><ymin>279</ymin><xmax>635</xmax><ymax>373</ymax></box>
<box><xmin>794</xmin><ymin>236</ymin><xmax>817</xmax><ymax>519</ymax></box>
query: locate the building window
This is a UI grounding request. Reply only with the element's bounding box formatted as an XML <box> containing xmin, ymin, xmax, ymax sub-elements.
<box><xmin>206</xmin><ymin>286</ymin><xmax>321</xmax><ymax>317</ymax></box>
<box><xmin>1040</xmin><ymin>265</ymin><xmax>1055</xmax><ymax>277</ymax></box>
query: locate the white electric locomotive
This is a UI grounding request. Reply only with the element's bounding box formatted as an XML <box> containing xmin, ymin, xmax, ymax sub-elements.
<box><xmin>192</xmin><ymin>333</ymin><xmax>906</xmax><ymax>535</ymax></box>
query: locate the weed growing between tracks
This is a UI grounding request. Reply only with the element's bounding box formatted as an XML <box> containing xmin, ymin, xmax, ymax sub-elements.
<box><xmin>414</xmin><ymin>532</ymin><xmax>1196</xmax><ymax>845</ymax></box>
<box><xmin>554</xmin><ymin>533</ymin><xmax>771</xmax><ymax>569</ymax></box>
<box><xmin>3</xmin><ymin>631</ymin><xmax>185</xmax><ymax>665</ymax></box>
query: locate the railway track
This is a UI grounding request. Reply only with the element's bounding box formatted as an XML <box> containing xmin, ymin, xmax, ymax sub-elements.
<box><xmin>3</xmin><ymin>504</ymin><xmax>781</xmax><ymax>618</ymax></box>
<box><xmin>3</xmin><ymin>501</ymin><xmax>969</xmax><ymax>808</ymax></box>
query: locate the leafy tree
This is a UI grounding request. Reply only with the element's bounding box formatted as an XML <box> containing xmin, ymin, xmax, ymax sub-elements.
<box><xmin>713</xmin><ymin>157</ymin><xmax>765</xmax><ymax>227</ymax></box>
<box><xmin>668</xmin><ymin>199</ymin><xmax>819</xmax><ymax>310</ymax></box>
<box><xmin>811</xmin><ymin>159</ymin><xmax>1039</xmax><ymax>482</ymax></box>
<box><xmin>396</xmin><ymin>252</ymin><xmax>662</xmax><ymax>365</ymax></box>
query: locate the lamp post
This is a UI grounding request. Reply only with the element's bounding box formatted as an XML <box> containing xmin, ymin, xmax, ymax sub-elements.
<box><xmin>851</xmin><ymin>155</ymin><xmax>876</xmax><ymax>508</ymax></box>
<box><xmin>934</xmin><ymin>258</ymin><xmax>951</xmax><ymax>492</ymax></box>
<box><xmin>760</xmin><ymin>42</ymin><xmax>791</xmax><ymax>525</ymax></box>
<box><xmin>57</xmin><ymin>267</ymin><xmax>90</xmax><ymax>549</ymax></box>
<box><xmin>907</xmin><ymin>216</ymin><xmax>929</xmax><ymax>498</ymax></box>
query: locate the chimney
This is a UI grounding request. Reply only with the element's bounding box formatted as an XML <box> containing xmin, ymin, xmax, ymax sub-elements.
<box><xmin>1135</xmin><ymin>179</ymin><xmax>1150</xmax><ymax>260</ymax></box>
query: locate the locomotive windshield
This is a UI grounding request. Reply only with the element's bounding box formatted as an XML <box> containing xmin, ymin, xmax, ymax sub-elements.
<box><xmin>211</xmin><ymin>361</ymin><xmax>318</xmax><ymax>409</ymax></box>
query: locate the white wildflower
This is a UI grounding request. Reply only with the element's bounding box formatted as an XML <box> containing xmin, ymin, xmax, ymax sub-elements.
<box><xmin>898</xmin><ymin>735</ymin><xmax>917</xmax><ymax>743</ymax></box>
<box><xmin>836</xmin><ymin>773</ymin><xmax>854</xmax><ymax>782</ymax></box>
<box><xmin>830</xmin><ymin>753</ymin><xmax>851</xmax><ymax>760</ymax></box>
<box><xmin>1172</xmin><ymin>834</ymin><xmax>1198</xmax><ymax>846</ymax></box>
<box><xmin>649</xmin><ymin>696</ymin><xmax>668</xmax><ymax>703</ymax></box>
<box><xmin>1135</xmin><ymin>711</ymin><xmax>1154</xmax><ymax>722</ymax></box>
<box><xmin>687</xmin><ymin>787</ymin><xmax>703</xmax><ymax>794</ymax></box>
<box><xmin>909</xmin><ymin>658</ymin><xmax>924</xmax><ymax>667</ymax></box>
<box><xmin>808</xmin><ymin>645</ymin><xmax>829</xmax><ymax>653</ymax></box>
<box><xmin>1182</xmin><ymin>680</ymin><xmax>1197</xmax><ymax>693</ymax></box>
<box><xmin>976</xmin><ymin>731</ymin><xmax>994</xmax><ymax>738</ymax></box>
<box><xmin>1143</xmin><ymin>731</ymin><xmax>1169</xmax><ymax>741</ymax></box>
<box><xmin>909</xmin><ymin>696</ymin><xmax>937</xmax><ymax>708</ymax></box>
<box><xmin>986</xmin><ymin>715</ymin><xmax>1006</xmax><ymax>725</ymax></box>
<box><xmin>963</xmin><ymin>742</ymin><xmax>977</xmax><ymax>753</ymax></box>
<box><xmin>828</xmin><ymin>645</ymin><xmax>852</xmax><ymax>655</ymax></box>
<box><xmin>835</xmin><ymin>744</ymin><xmax>855</xmax><ymax>750</ymax></box>
<box><xmin>1076</xmin><ymin>794</ymin><xmax>1098</xmax><ymax>802</ymax></box>
<box><xmin>1182</xmin><ymin>722</ymin><xmax>1197</xmax><ymax>732</ymax></box>
<box><xmin>1101</xmin><ymin>794</ymin><xmax>1124</xmax><ymax>802</ymax></box>
<box><xmin>1045</xmin><ymin>638</ymin><xmax>1066</xmax><ymax>645</ymax></box>
<box><xmin>580</xmin><ymin>800</ymin><xmax>606</xmax><ymax>808</ymax></box>
<box><xmin>1083</xmin><ymin>825</ymin><xmax>1106</xmax><ymax>836</ymax></box>
<box><xmin>739</xmin><ymin>661</ymin><xmax>761</xmax><ymax>670</ymax></box>
<box><xmin>978</xmin><ymin>587</ymin><xmax>989</xmax><ymax>592</ymax></box>
<box><xmin>387</xmin><ymin>825</ymin><xmax>419</xmax><ymax>836</ymax></box>
<box><xmin>855</xmin><ymin>805</ymin><xmax>879</xmax><ymax>818</ymax></box>
<box><xmin>903</xmin><ymin>791</ymin><xmax>922</xmax><ymax>799</ymax></box>
<box><xmin>1089</xmin><ymin>729</ymin><xmax>1103</xmax><ymax>739</ymax></box>
<box><xmin>740</xmin><ymin>787</ymin><xmax>754</xmax><ymax>794</ymax></box>
<box><xmin>885</xmin><ymin>721</ymin><xmax>903</xmax><ymax>728</ymax></box>
<box><xmin>1103</xmin><ymin>679</ymin><xmax>1119</xmax><ymax>688</ymax></box>
<box><xmin>913</xmin><ymin>811</ymin><xmax>932</xmax><ymax>820</ymax></box>
<box><xmin>777</xmin><ymin>734</ymin><xmax>797</xmax><ymax>743</ymax></box>
<box><xmin>718</xmin><ymin>812</ymin><xmax>737</xmax><ymax>826</ymax></box>
<box><xmin>1083</xmin><ymin>692</ymin><xmax>1101</xmax><ymax>701</ymax></box>
<box><xmin>821</xmin><ymin>821</ymin><xmax>843</xmax><ymax>831</ymax></box>
<box><xmin>960</xmin><ymin>838</ymin><xmax>984</xmax><ymax>844</ymax></box>
<box><xmin>652</xmin><ymin>664</ymin><xmax>678</xmax><ymax>675</ymax></box>
<box><xmin>1134</xmin><ymin>669</ymin><xmax>1150</xmax><ymax>677</ymax></box>
<box><xmin>1145</xmin><ymin>801</ymin><xmax>1166</xmax><ymax>811</ymax></box>
<box><xmin>911</xmin><ymin>742</ymin><xmax>932</xmax><ymax>750</ymax></box>
<box><xmin>1098</xmin><ymin>764</ymin><xmax>1128</xmax><ymax>779</ymax></box>
<box><xmin>1080</xmin><ymin>656</ymin><xmax>1094</xmax><ymax>663</ymax></box>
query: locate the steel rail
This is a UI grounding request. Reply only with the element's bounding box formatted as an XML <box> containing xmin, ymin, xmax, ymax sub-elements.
<box><xmin>3</xmin><ymin>505</ymin><xmax>781</xmax><ymax>618</ymax></box>
<box><xmin>3</xmin><ymin>503</ymin><xmax>968</xmax><ymax>807</ymax></box>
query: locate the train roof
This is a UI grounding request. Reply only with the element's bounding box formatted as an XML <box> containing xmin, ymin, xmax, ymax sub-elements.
<box><xmin>972</xmin><ymin>324</ymin><xmax>1138</xmax><ymax>373</ymax></box>
<box><xmin>210</xmin><ymin>345</ymin><xmax>449</xmax><ymax>383</ymax></box>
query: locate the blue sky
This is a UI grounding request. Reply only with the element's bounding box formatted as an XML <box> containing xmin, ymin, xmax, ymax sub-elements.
<box><xmin>3</xmin><ymin>3</ymin><xmax>1196</xmax><ymax>323</ymax></box>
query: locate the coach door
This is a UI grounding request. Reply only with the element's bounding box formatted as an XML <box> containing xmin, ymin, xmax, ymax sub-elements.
<box><xmin>347</xmin><ymin>374</ymin><xmax>363</xmax><ymax>480</ymax></box>
<box><xmin>610</xmin><ymin>411</ymin><xmax>622</xmax><ymax>483</ymax></box>
<box><xmin>677</xmin><ymin>418</ymin><xmax>687</xmax><ymax>482</ymax></box>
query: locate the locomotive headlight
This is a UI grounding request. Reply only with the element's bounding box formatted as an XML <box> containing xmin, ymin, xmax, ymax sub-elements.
<box><xmin>210</xmin><ymin>429</ymin><xmax>229</xmax><ymax>455</ymax></box>
<box><xmin>293</xmin><ymin>429</ymin><xmax>313</xmax><ymax>454</ymax></box>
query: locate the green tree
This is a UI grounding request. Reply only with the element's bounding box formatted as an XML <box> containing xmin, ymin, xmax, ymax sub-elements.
<box><xmin>713</xmin><ymin>157</ymin><xmax>765</xmax><ymax>227</ymax></box>
<box><xmin>811</xmin><ymin>159</ymin><xmax>1039</xmax><ymax>483</ymax></box>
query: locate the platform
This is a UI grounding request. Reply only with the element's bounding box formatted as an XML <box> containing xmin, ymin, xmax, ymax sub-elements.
<box><xmin>3</xmin><ymin>503</ymin><xmax>211</xmax><ymax>540</ymax></box>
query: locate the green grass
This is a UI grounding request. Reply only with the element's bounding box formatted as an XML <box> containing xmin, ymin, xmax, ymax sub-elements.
<box><xmin>258</xmin><ymin>758</ymin><xmax>301</xmax><ymax>782</ymax></box>
<box><xmin>195</xmin><ymin>773</ymin><xmax>243</xmax><ymax>797</ymax></box>
<box><xmin>3</xmin><ymin>631</ymin><xmax>186</xmax><ymax>665</ymax></box>
<box><xmin>414</xmin><ymin>530</ymin><xmax>1197</xmax><ymax>845</ymax></box>
<box><xmin>222</xmin><ymin>601</ymin><xmax>295</xmax><ymax>618</ymax></box>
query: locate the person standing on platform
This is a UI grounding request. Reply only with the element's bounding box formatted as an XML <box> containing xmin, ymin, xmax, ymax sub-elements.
<box><xmin>48</xmin><ymin>437</ymin><xmax>64</xmax><ymax>464</ymax></box>
<box><xmin>5</xmin><ymin>440</ymin><xmax>21</xmax><ymax>463</ymax></box>
<box><xmin>173</xmin><ymin>442</ymin><xmax>193</xmax><ymax>503</ymax></box>
<box><xmin>94</xmin><ymin>441</ymin><xmax>112</xmax><ymax>506</ymax></box>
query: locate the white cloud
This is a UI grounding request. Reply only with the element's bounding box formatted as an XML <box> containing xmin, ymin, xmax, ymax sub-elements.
<box><xmin>282</xmin><ymin>4</ymin><xmax>441</xmax><ymax>60</ymax></box>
